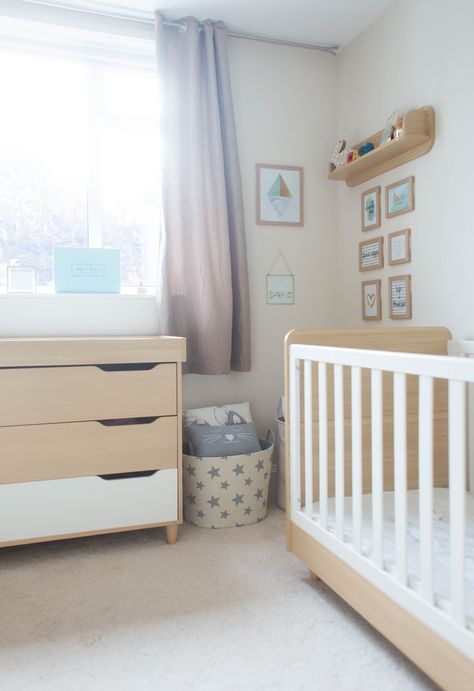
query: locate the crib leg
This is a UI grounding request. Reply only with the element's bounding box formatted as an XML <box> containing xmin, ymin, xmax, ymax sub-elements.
<box><xmin>309</xmin><ymin>569</ymin><xmax>321</xmax><ymax>582</ymax></box>
<box><xmin>165</xmin><ymin>524</ymin><xmax>179</xmax><ymax>545</ymax></box>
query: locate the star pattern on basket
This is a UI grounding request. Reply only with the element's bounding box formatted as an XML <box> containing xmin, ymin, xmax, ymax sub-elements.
<box><xmin>184</xmin><ymin>435</ymin><xmax>273</xmax><ymax>529</ymax></box>
<box><xmin>232</xmin><ymin>493</ymin><xmax>244</xmax><ymax>505</ymax></box>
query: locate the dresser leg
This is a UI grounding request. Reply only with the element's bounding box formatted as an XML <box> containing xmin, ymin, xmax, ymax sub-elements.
<box><xmin>165</xmin><ymin>524</ymin><xmax>179</xmax><ymax>544</ymax></box>
<box><xmin>309</xmin><ymin>569</ymin><xmax>321</xmax><ymax>582</ymax></box>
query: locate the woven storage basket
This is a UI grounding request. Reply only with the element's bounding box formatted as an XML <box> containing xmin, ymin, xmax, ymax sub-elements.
<box><xmin>183</xmin><ymin>439</ymin><xmax>273</xmax><ymax>528</ymax></box>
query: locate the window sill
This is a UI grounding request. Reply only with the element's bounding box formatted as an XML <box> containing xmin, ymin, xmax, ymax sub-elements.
<box><xmin>0</xmin><ymin>287</ymin><xmax>156</xmax><ymax>299</ymax></box>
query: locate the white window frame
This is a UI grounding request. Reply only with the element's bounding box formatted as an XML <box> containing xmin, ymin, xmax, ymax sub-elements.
<box><xmin>86</xmin><ymin>63</ymin><xmax>105</xmax><ymax>249</ymax></box>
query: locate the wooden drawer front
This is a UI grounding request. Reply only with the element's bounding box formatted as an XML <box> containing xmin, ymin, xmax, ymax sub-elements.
<box><xmin>0</xmin><ymin>469</ymin><xmax>178</xmax><ymax>543</ymax></box>
<box><xmin>0</xmin><ymin>363</ymin><xmax>176</xmax><ymax>426</ymax></box>
<box><xmin>0</xmin><ymin>416</ymin><xmax>177</xmax><ymax>484</ymax></box>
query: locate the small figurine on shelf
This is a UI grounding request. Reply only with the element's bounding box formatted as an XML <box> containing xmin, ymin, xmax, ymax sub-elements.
<box><xmin>328</xmin><ymin>139</ymin><xmax>347</xmax><ymax>172</ymax></box>
<box><xmin>393</xmin><ymin>115</ymin><xmax>405</xmax><ymax>139</ymax></box>
<box><xmin>358</xmin><ymin>142</ymin><xmax>375</xmax><ymax>156</ymax></box>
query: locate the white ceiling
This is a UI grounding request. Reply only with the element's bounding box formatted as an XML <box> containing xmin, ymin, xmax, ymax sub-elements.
<box><xmin>30</xmin><ymin>0</ymin><xmax>396</xmax><ymax>47</ymax></box>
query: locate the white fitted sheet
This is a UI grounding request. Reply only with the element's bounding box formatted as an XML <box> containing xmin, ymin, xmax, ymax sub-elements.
<box><xmin>312</xmin><ymin>488</ymin><xmax>474</xmax><ymax>628</ymax></box>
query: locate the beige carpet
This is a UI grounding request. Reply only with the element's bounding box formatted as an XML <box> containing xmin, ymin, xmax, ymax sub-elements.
<box><xmin>0</xmin><ymin>508</ymin><xmax>436</xmax><ymax>691</ymax></box>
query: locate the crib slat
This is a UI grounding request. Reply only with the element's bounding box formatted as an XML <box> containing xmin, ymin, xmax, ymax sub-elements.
<box><xmin>419</xmin><ymin>375</ymin><xmax>434</xmax><ymax>604</ymax></box>
<box><xmin>304</xmin><ymin>360</ymin><xmax>313</xmax><ymax>519</ymax></box>
<box><xmin>448</xmin><ymin>379</ymin><xmax>466</xmax><ymax>627</ymax></box>
<box><xmin>334</xmin><ymin>364</ymin><xmax>345</xmax><ymax>541</ymax></box>
<box><xmin>371</xmin><ymin>369</ymin><xmax>383</xmax><ymax>569</ymax></box>
<box><xmin>318</xmin><ymin>362</ymin><xmax>328</xmax><ymax>530</ymax></box>
<box><xmin>393</xmin><ymin>372</ymin><xmax>407</xmax><ymax>585</ymax></box>
<box><xmin>290</xmin><ymin>357</ymin><xmax>301</xmax><ymax>512</ymax></box>
<box><xmin>351</xmin><ymin>366</ymin><xmax>362</xmax><ymax>554</ymax></box>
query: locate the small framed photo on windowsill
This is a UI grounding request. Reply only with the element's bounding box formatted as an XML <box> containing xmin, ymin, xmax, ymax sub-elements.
<box><xmin>7</xmin><ymin>266</ymin><xmax>37</xmax><ymax>293</ymax></box>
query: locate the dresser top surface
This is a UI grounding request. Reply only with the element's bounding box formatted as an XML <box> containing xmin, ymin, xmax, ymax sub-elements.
<box><xmin>0</xmin><ymin>336</ymin><xmax>186</xmax><ymax>367</ymax></box>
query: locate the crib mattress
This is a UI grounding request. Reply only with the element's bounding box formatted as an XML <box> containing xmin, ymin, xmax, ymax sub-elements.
<box><xmin>312</xmin><ymin>488</ymin><xmax>474</xmax><ymax>628</ymax></box>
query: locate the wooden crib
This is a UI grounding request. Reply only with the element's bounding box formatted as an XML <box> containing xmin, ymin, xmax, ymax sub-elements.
<box><xmin>284</xmin><ymin>328</ymin><xmax>474</xmax><ymax>690</ymax></box>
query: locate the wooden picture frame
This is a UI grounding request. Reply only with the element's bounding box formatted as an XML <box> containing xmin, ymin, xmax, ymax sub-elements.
<box><xmin>385</xmin><ymin>176</ymin><xmax>415</xmax><ymax>218</ymax></box>
<box><xmin>256</xmin><ymin>164</ymin><xmax>304</xmax><ymax>226</ymax></box>
<box><xmin>361</xmin><ymin>279</ymin><xmax>382</xmax><ymax>321</ymax></box>
<box><xmin>388</xmin><ymin>229</ymin><xmax>411</xmax><ymax>265</ymax></box>
<box><xmin>389</xmin><ymin>274</ymin><xmax>412</xmax><ymax>319</ymax></box>
<box><xmin>359</xmin><ymin>236</ymin><xmax>384</xmax><ymax>272</ymax></box>
<box><xmin>361</xmin><ymin>186</ymin><xmax>381</xmax><ymax>231</ymax></box>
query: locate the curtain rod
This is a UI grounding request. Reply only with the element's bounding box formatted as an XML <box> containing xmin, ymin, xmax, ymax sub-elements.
<box><xmin>10</xmin><ymin>1</ymin><xmax>339</xmax><ymax>54</ymax></box>
<box><xmin>160</xmin><ymin>18</ymin><xmax>339</xmax><ymax>54</ymax></box>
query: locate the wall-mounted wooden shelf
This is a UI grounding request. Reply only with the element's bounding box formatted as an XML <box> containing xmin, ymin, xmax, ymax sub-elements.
<box><xmin>329</xmin><ymin>106</ymin><xmax>435</xmax><ymax>188</ymax></box>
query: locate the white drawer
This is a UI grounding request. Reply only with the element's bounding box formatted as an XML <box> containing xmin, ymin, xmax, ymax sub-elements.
<box><xmin>0</xmin><ymin>469</ymin><xmax>178</xmax><ymax>544</ymax></box>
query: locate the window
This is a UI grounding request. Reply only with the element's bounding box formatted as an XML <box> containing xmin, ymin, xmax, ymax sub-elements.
<box><xmin>0</xmin><ymin>49</ymin><xmax>160</xmax><ymax>292</ymax></box>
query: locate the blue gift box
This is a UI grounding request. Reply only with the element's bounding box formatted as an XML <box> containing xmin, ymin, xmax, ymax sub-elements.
<box><xmin>53</xmin><ymin>247</ymin><xmax>121</xmax><ymax>293</ymax></box>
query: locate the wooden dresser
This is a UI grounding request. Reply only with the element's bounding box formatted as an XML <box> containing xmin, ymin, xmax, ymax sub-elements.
<box><xmin>0</xmin><ymin>336</ymin><xmax>186</xmax><ymax>547</ymax></box>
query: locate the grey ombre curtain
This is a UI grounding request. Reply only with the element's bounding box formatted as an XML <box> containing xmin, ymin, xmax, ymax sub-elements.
<box><xmin>155</xmin><ymin>15</ymin><xmax>251</xmax><ymax>374</ymax></box>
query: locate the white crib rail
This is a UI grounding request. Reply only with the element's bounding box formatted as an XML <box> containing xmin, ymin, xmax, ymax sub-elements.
<box><xmin>448</xmin><ymin>340</ymin><xmax>474</xmax><ymax>494</ymax></box>
<box><xmin>289</xmin><ymin>343</ymin><xmax>474</xmax><ymax>660</ymax></box>
<box><xmin>393</xmin><ymin>371</ymin><xmax>407</xmax><ymax>585</ymax></box>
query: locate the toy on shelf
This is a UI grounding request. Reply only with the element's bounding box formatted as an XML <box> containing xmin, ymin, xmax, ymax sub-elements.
<box><xmin>358</xmin><ymin>142</ymin><xmax>375</xmax><ymax>156</ymax></box>
<box><xmin>393</xmin><ymin>115</ymin><xmax>405</xmax><ymax>139</ymax></box>
<box><xmin>328</xmin><ymin>139</ymin><xmax>347</xmax><ymax>172</ymax></box>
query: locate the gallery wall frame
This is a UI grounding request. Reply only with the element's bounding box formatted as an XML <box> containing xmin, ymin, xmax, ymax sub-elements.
<box><xmin>388</xmin><ymin>228</ymin><xmax>411</xmax><ymax>265</ymax></box>
<box><xmin>389</xmin><ymin>274</ymin><xmax>412</xmax><ymax>319</ymax></box>
<box><xmin>385</xmin><ymin>176</ymin><xmax>415</xmax><ymax>218</ymax></box>
<box><xmin>361</xmin><ymin>186</ymin><xmax>381</xmax><ymax>231</ymax></box>
<box><xmin>361</xmin><ymin>278</ymin><xmax>382</xmax><ymax>321</ymax></box>
<box><xmin>256</xmin><ymin>164</ymin><xmax>304</xmax><ymax>226</ymax></box>
<box><xmin>359</xmin><ymin>236</ymin><xmax>384</xmax><ymax>272</ymax></box>
<box><xmin>266</xmin><ymin>250</ymin><xmax>294</xmax><ymax>304</ymax></box>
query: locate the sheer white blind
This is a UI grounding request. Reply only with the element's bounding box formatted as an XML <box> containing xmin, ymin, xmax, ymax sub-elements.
<box><xmin>0</xmin><ymin>0</ymin><xmax>156</xmax><ymax>69</ymax></box>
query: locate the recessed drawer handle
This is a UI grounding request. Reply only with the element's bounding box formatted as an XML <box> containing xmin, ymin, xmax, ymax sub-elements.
<box><xmin>99</xmin><ymin>470</ymin><xmax>160</xmax><ymax>480</ymax></box>
<box><xmin>96</xmin><ymin>363</ymin><xmax>159</xmax><ymax>372</ymax></box>
<box><xmin>97</xmin><ymin>417</ymin><xmax>159</xmax><ymax>427</ymax></box>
